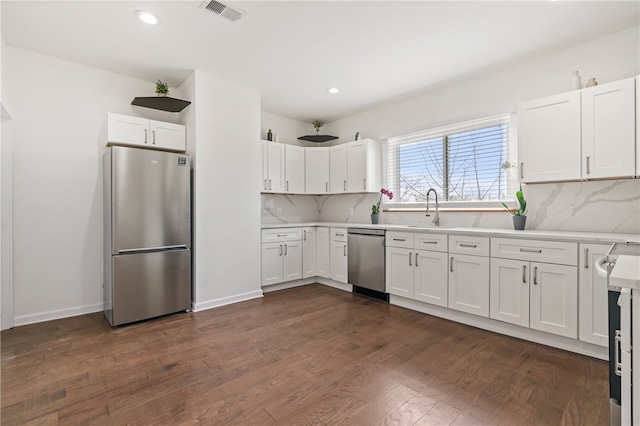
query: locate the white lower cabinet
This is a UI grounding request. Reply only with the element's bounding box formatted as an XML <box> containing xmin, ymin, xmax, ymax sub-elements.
<box><xmin>302</xmin><ymin>227</ymin><xmax>317</xmax><ymax>278</ymax></box>
<box><xmin>529</xmin><ymin>262</ymin><xmax>578</xmax><ymax>338</ymax></box>
<box><xmin>386</xmin><ymin>232</ymin><xmax>448</xmax><ymax>307</ymax></box>
<box><xmin>316</xmin><ymin>227</ymin><xmax>330</xmax><ymax>278</ymax></box>
<box><xmin>261</xmin><ymin>228</ymin><xmax>302</xmax><ymax>286</ymax></box>
<box><xmin>448</xmin><ymin>253</ymin><xmax>490</xmax><ymax>317</ymax></box>
<box><xmin>490</xmin><ymin>238</ymin><xmax>578</xmax><ymax>339</ymax></box>
<box><xmin>578</xmin><ymin>243</ymin><xmax>610</xmax><ymax>347</ymax></box>
<box><xmin>330</xmin><ymin>228</ymin><xmax>348</xmax><ymax>283</ymax></box>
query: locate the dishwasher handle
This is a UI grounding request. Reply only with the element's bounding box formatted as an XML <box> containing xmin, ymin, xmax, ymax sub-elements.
<box><xmin>347</xmin><ymin>228</ymin><xmax>386</xmax><ymax>237</ymax></box>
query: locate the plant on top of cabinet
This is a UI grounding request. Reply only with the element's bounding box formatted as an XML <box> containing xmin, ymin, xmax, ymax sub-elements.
<box><xmin>155</xmin><ymin>79</ymin><xmax>169</xmax><ymax>96</ymax></box>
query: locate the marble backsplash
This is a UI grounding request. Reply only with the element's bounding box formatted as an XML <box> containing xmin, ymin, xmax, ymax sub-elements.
<box><xmin>262</xmin><ymin>178</ymin><xmax>640</xmax><ymax>234</ymax></box>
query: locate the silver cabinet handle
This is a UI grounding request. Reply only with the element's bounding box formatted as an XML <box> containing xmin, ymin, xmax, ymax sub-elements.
<box><xmin>614</xmin><ymin>330</ymin><xmax>622</xmax><ymax>376</ymax></box>
<box><xmin>586</xmin><ymin>156</ymin><xmax>591</xmax><ymax>175</ymax></box>
<box><xmin>269</xmin><ymin>179</ymin><xmax>272</xmax><ymax>191</ymax></box>
<box><xmin>277</xmin><ymin>234</ymin><xmax>286</xmax><ymax>237</ymax></box>
<box><xmin>286</xmin><ymin>181</ymin><xmax>289</xmax><ymax>192</ymax></box>
<box><xmin>284</xmin><ymin>244</ymin><xmax>288</xmax><ymax>255</ymax></box>
<box><xmin>533</xmin><ymin>266</ymin><xmax>538</xmax><ymax>285</ymax></box>
<box><xmin>584</xmin><ymin>248</ymin><xmax>589</xmax><ymax>269</ymax></box>
<box><xmin>393</xmin><ymin>238</ymin><xmax>406</xmax><ymax>242</ymax></box>
<box><xmin>520</xmin><ymin>248</ymin><xmax>542</xmax><ymax>253</ymax></box>
<box><xmin>415</xmin><ymin>252</ymin><xmax>419</xmax><ymax>267</ymax></box>
<box><xmin>409</xmin><ymin>252</ymin><xmax>412</xmax><ymax>266</ymax></box>
<box><xmin>303</xmin><ymin>230</ymin><xmax>306</xmax><ymax>241</ymax></box>
<box><xmin>336</xmin><ymin>233</ymin><xmax>344</xmax><ymax>237</ymax></box>
<box><xmin>421</xmin><ymin>240</ymin><xmax>438</xmax><ymax>245</ymax></box>
<box><xmin>450</xmin><ymin>257</ymin><xmax>454</xmax><ymax>273</ymax></box>
<box><xmin>264</xmin><ymin>179</ymin><xmax>267</xmax><ymax>190</ymax></box>
<box><xmin>520</xmin><ymin>162</ymin><xmax>524</xmax><ymax>179</ymax></box>
<box><xmin>144</xmin><ymin>129</ymin><xmax>148</xmax><ymax>144</ymax></box>
<box><xmin>152</xmin><ymin>130</ymin><xmax>156</xmax><ymax>145</ymax></box>
<box><xmin>363</xmin><ymin>178</ymin><xmax>366</xmax><ymax>189</ymax></box>
<box><xmin>343</xmin><ymin>244</ymin><xmax>347</xmax><ymax>256</ymax></box>
<box><xmin>279</xmin><ymin>244</ymin><xmax>283</xmax><ymax>256</ymax></box>
<box><xmin>460</xmin><ymin>243</ymin><xmax>477</xmax><ymax>248</ymax></box>
<box><xmin>326</xmin><ymin>182</ymin><xmax>328</xmax><ymax>192</ymax></box>
<box><xmin>343</xmin><ymin>180</ymin><xmax>347</xmax><ymax>191</ymax></box>
<box><xmin>522</xmin><ymin>265</ymin><xmax>527</xmax><ymax>283</ymax></box>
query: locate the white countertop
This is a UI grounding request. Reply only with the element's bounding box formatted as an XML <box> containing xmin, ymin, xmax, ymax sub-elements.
<box><xmin>611</xmin><ymin>255</ymin><xmax>640</xmax><ymax>290</ymax></box>
<box><xmin>261</xmin><ymin>222</ymin><xmax>639</xmax><ymax>244</ymax></box>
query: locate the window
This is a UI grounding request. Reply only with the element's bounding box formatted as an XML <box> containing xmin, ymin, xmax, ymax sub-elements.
<box><xmin>386</xmin><ymin>114</ymin><xmax>516</xmax><ymax>208</ymax></box>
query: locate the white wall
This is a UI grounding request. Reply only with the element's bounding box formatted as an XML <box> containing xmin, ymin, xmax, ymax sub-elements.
<box><xmin>188</xmin><ymin>70</ymin><xmax>262</xmax><ymax>311</ymax></box>
<box><xmin>3</xmin><ymin>46</ymin><xmax>187</xmax><ymax>325</ymax></box>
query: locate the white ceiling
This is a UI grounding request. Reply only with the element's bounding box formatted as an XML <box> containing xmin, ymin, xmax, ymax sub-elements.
<box><xmin>2</xmin><ymin>1</ymin><xmax>639</xmax><ymax>123</ymax></box>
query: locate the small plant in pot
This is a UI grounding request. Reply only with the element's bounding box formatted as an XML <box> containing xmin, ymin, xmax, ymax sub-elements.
<box><xmin>502</xmin><ymin>187</ymin><xmax>527</xmax><ymax>230</ymax></box>
<box><xmin>155</xmin><ymin>79</ymin><xmax>169</xmax><ymax>97</ymax></box>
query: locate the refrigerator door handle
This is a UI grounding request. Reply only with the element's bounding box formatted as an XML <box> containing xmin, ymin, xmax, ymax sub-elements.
<box><xmin>118</xmin><ymin>244</ymin><xmax>188</xmax><ymax>254</ymax></box>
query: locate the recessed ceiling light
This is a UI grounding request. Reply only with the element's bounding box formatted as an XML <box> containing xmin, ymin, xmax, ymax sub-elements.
<box><xmin>134</xmin><ymin>10</ymin><xmax>160</xmax><ymax>25</ymax></box>
<box><xmin>327</xmin><ymin>87</ymin><xmax>340</xmax><ymax>94</ymax></box>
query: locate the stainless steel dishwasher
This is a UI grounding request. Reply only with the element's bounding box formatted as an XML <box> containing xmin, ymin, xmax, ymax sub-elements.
<box><xmin>347</xmin><ymin>228</ymin><xmax>388</xmax><ymax>300</ymax></box>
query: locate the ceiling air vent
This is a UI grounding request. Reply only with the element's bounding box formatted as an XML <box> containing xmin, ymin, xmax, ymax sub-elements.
<box><xmin>201</xmin><ymin>1</ymin><xmax>246</xmax><ymax>23</ymax></box>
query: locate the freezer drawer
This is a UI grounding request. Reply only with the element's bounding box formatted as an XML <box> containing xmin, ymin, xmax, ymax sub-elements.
<box><xmin>108</xmin><ymin>249</ymin><xmax>191</xmax><ymax>326</ymax></box>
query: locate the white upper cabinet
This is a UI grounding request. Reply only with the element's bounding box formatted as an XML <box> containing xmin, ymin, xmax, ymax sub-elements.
<box><xmin>329</xmin><ymin>144</ymin><xmax>348</xmax><ymax>193</ymax></box>
<box><xmin>346</xmin><ymin>139</ymin><xmax>381</xmax><ymax>193</ymax></box>
<box><xmin>284</xmin><ymin>145</ymin><xmax>305</xmax><ymax>194</ymax></box>
<box><xmin>107</xmin><ymin>113</ymin><xmax>186</xmax><ymax>152</ymax></box>
<box><xmin>305</xmin><ymin>148</ymin><xmax>330</xmax><ymax>194</ymax></box>
<box><xmin>262</xmin><ymin>141</ymin><xmax>285</xmax><ymax>193</ymax></box>
<box><xmin>581</xmin><ymin>77</ymin><xmax>636</xmax><ymax>179</ymax></box>
<box><xmin>518</xmin><ymin>92</ymin><xmax>581</xmax><ymax>183</ymax></box>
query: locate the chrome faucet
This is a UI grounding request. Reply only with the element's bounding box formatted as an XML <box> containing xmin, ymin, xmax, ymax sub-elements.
<box><xmin>425</xmin><ymin>188</ymin><xmax>440</xmax><ymax>226</ymax></box>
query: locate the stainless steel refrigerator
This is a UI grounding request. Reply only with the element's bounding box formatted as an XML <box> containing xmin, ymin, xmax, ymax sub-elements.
<box><xmin>103</xmin><ymin>146</ymin><xmax>191</xmax><ymax>326</ymax></box>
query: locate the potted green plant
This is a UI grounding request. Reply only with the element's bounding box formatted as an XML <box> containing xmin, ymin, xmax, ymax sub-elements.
<box><xmin>502</xmin><ymin>187</ymin><xmax>528</xmax><ymax>230</ymax></box>
<box><xmin>155</xmin><ymin>79</ymin><xmax>169</xmax><ymax>97</ymax></box>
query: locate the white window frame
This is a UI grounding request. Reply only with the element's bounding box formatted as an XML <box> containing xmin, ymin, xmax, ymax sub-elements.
<box><xmin>383</xmin><ymin>113</ymin><xmax>518</xmax><ymax>211</ymax></box>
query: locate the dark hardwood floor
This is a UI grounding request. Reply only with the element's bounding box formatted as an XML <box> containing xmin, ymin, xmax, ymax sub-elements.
<box><xmin>2</xmin><ymin>284</ymin><xmax>609</xmax><ymax>425</ymax></box>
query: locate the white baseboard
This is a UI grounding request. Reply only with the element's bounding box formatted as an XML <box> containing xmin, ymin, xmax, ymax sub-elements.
<box><xmin>193</xmin><ymin>289</ymin><xmax>264</xmax><ymax>312</ymax></box>
<box><xmin>390</xmin><ymin>295</ymin><xmax>608</xmax><ymax>361</ymax></box>
<box><xmin>316</xmin><ymin>277</ymin><xmax>352</xmax><ymax>293</ymax></box>
<box><xmin>13</xmin><ymin>303</ymin><xmax>103</xmax><ymax>327</ymax></box>
<box><xmin>262</xmin><ymin>278</ymin><xmax>316</xmax><ymax>293</ymax></box>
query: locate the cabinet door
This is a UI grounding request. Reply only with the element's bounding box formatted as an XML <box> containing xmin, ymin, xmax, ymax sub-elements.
<box><xmin>282</xmin><ymin>240</ymin><xmax>302</xmax><ymax>282</ymax></box>
<box><xmin>149</xmin><ymin>120</ymin><xmax>186</xmax><ymax>152</ymax></box>
<box><xmin>518</xmin><ymin>91</ymin><xmax>581</xmax><ymax>183</ymax></box>
<box><xmin>414</xmin><ymin>250</ymin><xmax>448</xmax><ymax>307</ymax></box>
<box><xmin>261</xmin><ymin>140</ymin><xmax>269</xmax><ymax>191</ymax></box>
<box><xmin>581</xmin><ymin>78</ymin><xmax>636</xmax><ymax>179</ymax></box>
<box><xmin>448</xmin><ymin>254</ymin><xmax>490</xmax><ymax>317</ymax></box>
<box><xmin>267</xmin><ymin>142</ymin><xmax>286</xmax><ymax>193</ymax></box>
<box><xmin>329</xmin><ymin>145</ymin><xmax>348</xmax><ymax>193</ymax></box>
<box><xmin>386</xmin><ymin>247</ymin><xmax>414</xmax><ymax>298</ymax></box>
<box><xmin>490</xmin><ymin>258</ymin><xmax>530</xmax><ymax>327</ymax></box>
<box><xmin>261</xmin><ymin>242</ymin><xmax>283</xmax><ymax>286</ymax></box>
<box><xmin>305</xmin><ymin>148</ymin><xmax>330</xmax><ymax>194</ymax></box>
<box><xmin>530</xmin><ymin>262</ymin><xmax>578</xmax><ymax>338</ymax></box>
<box><xmin>347</xmin><ymin>140</ymin><xmax>367</xmax><ymax>192</ymax></box>
<box><xmin>107</xmin><ymin>113</ymin><xmax>149</xmax><ymax>147</ymax></box>
<box><xmin>302</xmin><ymin>228</ymin><xmax>317</xmax><ymax>279</ymax></box>
<box><xmin>316</xmin><ymin>227</ymin><xmax>330</xmax><ymax>278</ymax></box>
<box><xmin>285</xmin><ymin>145</ymin><xmax>305</xmax><ymax>194</ymax></box>
<box><xmin>330</xmin><ymin>240</ymin><xmax>348</xmax><ymax>283</ymax></box>
<box><xmin>578</xmin><ymin>243</ymin><xmax>610</xmax><ymax>347</ymax></box>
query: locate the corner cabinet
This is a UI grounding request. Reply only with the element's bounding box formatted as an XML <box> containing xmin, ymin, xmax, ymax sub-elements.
<box><xmin>330</xmin><ymin>139</ymin><xmax>381</xmax><ymax>193</ymax></box>
<box><xmin>107</xmin><ymin>113</ymin><xmax>186</xmax><ymax>152</ymax></box>
<box><xmin>305</xmin><ymin>148</ymin><xmax>330</xmax><ymax>194</ymax></box>
<box><xmin>302</xmin><ymin>227</ymin><xmax>317</xmax><ymax>278</ymax></box>
<box><xmin>316</xmin><ymin>227</ymin><xmax>330</xmax><ymax>278</ymax></box>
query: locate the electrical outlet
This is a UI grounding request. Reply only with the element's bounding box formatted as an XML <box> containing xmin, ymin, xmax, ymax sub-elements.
<box><xmin>349</xmin><ymin>208</ymin><xmax>354</xmax><ymax>216</ymax></box>
<box><xmin>277</xmin><ymin>207</ymin><xmax>282</xmax><ymax>215</ymax></box>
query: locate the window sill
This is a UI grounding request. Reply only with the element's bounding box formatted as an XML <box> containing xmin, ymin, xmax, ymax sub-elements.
<box><xmin>384</xmin><ymin>207</ymin><xmax>511</xmax><ymax>214</ymax></box>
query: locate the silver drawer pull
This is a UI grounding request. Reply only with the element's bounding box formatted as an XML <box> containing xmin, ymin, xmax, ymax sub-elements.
<box><xmin>277</xmin><ymin>234</ymin><xmax>287</xmax><ymax>237</ymax></box>
<box><xmin>460</xmin><ymin>243</ymin><xmax>477</xmax><ymax>248</ymax></box>
<box><xmin>393</xmin><ymin>238</ymin><xmax>406</xmax><ymax>242</ymax></box>
<box><xmin>336</xmin><ymin>233</ymin><xmax>344</xmax><ymax>237</ymax></box>
<box><xmin>421</xmin><ymin>241</ymin><xmax>438</xmax><ymax>245</ymax></box>
<box><xmin>519</xmin><ymin>248</ymin><xmax>542</xmax><ymax>253</ymax></box>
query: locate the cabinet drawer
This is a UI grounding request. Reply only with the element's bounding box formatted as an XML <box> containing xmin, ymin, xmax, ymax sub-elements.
<box><xmin>261</xmin><ymin>228</ymin><xmax>302</xmax><ymax>243</ymax></box>
<box><xmin>449</xmin><ymin>235</ymin><xmax>490</xmax><ymax>257</ymax></box>
<box><xmin>415</xmin><ymin>233</ymin><xmax>447</xmax><ymax>252</ymax></box>
<box><xmin>491</xmin><ymin>238</ymin><xmax>577</xmax><ymax>266</ymax></box>
<box><xmin>331</xmin><ymin>228</ymin><xmax>348</xmax><ymax>242</ymax></box>
<box><xmin>386</xmin><ymin>232</ymin><xmax>414</xmax><ymax>249</ymax></box>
